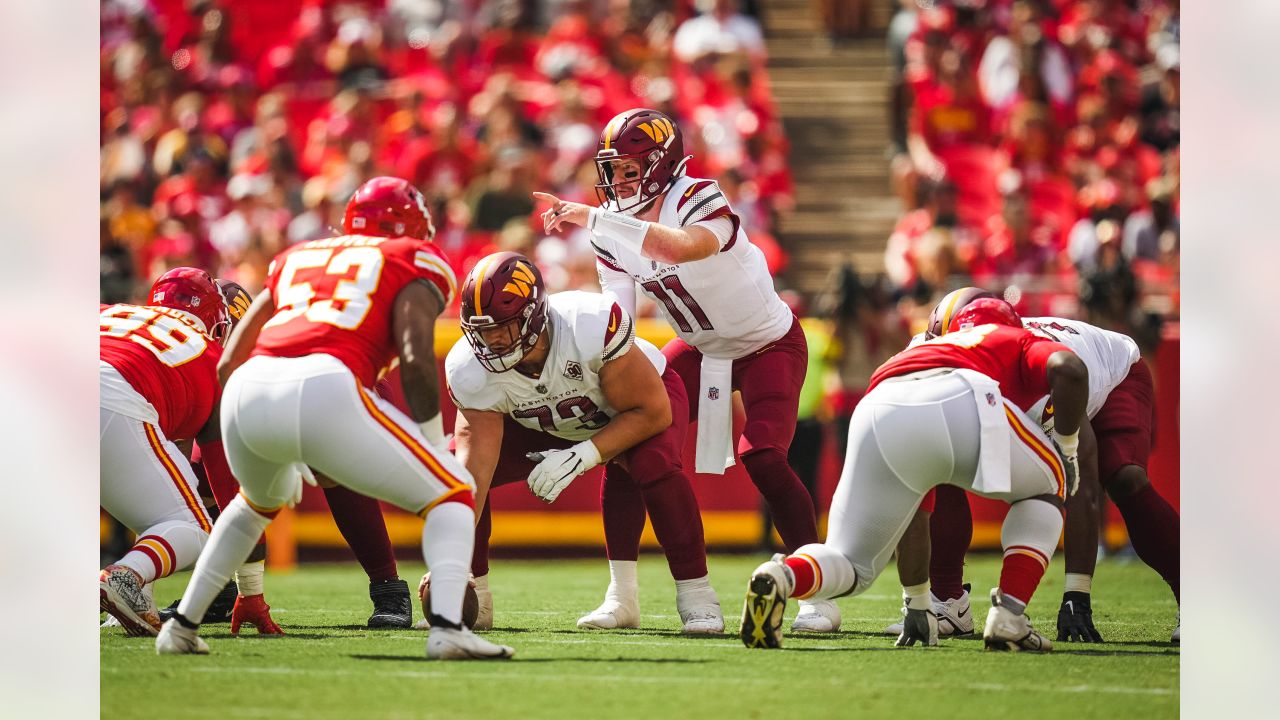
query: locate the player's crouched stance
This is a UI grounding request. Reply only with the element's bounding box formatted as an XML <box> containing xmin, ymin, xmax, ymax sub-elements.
<box><xmin>156</xmin><ymin>176</ymin><xmax>512</xmax><ymax>660</ymax></box>
<box><xmin>741</xmin><ymin>299</ymin><xmax>1089</xmax><ymax>652</ymax></box>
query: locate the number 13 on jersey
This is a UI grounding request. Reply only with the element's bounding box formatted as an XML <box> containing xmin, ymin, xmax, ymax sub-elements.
<box><xmin>265</xmin><ymin>247</ymin><xmax>384</xmax><ymax>330</ymax></box>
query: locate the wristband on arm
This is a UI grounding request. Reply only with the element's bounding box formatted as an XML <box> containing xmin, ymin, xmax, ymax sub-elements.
<box><xmin>589</xmin><ymin>207</ymin><xmax>650</xmax><ymax>255</ymax></box>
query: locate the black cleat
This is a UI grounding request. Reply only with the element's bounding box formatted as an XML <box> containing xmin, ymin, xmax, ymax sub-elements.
<box><xmin>1056</xmin><ymin>591</ymin><xmax>1104</xmax><ymax>643</ymax></box>
<box><xmin>158</xmin><ymin>580</ymin><xmax>237</xmax><ymax>624</ymax></box>
<box><xmin>368</xmin><ymin>578</ymin><xmax>413</xmax><ymax>629</ymax></box>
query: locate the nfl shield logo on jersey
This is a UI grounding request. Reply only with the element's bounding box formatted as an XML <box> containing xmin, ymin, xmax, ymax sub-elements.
<box><xmin>564</xmin><ymin>361</ymin><xmax>583</xmax><ymax>381</ymax></box>
<box><xmin>708</xmin><ymin>387</ymin><xmax>720</xmax><ymax>401</ymax></box>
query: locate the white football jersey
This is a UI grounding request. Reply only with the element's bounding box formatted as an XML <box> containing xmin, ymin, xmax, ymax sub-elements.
<box><xmin>592</xmin><ymin>174</ymin><xmax>793</xmax><ymax>359</ymax></box>
<box><xmin>907</xmin><ymin>316</ymin><xmax>1141</xmax><ymax>418</ymax></box>
<box><xmin>1021</xmin><ymin>317</ymin><xmax>1140</xmax><ymax>418</ymax></box>
<box><xmin>446</xmin><ymin>291</ymin><xmax>666</xmax><ymax>441</ymax></box>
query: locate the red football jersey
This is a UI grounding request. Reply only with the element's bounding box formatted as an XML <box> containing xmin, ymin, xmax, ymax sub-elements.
<box><xmin>100</xmin><ymin>303</ymin><xmax>224</xmax><ymax>440</ymax></box>
<box><xmin>868</xmin><ymin>324</ymin><xmax>1073</xmax><ymax>411</ymax></box>
<box><xmin>252</xmin><ymin>234</ymin><xmax>458</xmax><ymax>387</ymax></box>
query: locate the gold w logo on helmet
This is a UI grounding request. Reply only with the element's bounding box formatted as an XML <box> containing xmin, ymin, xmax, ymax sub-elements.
<box><xmin>637</xmin><ymin>117</ymin><xmax>675</xmax><ymax>143</ymax></box>
<box><xmin>503</xmin><ymin>262</ymin><xmax>537</xmax><ymax>298</ymax></box>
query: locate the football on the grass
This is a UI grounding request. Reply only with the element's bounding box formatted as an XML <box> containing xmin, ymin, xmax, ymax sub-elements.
<box><xmin>419</xmin><ymin>572</ymin><xmax>480</xmax><ymax>628</ymax></box>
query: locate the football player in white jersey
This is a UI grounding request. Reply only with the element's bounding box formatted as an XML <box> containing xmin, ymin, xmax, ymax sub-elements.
<box><xmin>447</xmin><ymin>252</ymin><xmax>724</xmax><ymax>634</ymax></box>
<box><xmin>532</xmin><ymin>108</ymin><xmax>837</xmax><ymax>633</ymax></box>
<box><xmin>887</xmin><ymin>288</ymin><xmax>1180</xmax><ymax>645</ymax></box>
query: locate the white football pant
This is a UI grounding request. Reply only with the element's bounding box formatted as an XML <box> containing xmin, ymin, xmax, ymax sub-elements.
<box><xmin>795</xmin><ymin>370</ymin><xmax>1063</xmax><ymax>599</ymax></box>
<box><xmin>100</xmin><ymin>368</ymin><xmax>212</xmax><ymax>583</ymax></box>
<box><xmin>220</xmin><ymin>354</ymin><xmax>474</xmax><ymax>513</ymax></box>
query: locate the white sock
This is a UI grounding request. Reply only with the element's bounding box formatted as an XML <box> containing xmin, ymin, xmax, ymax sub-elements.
<box><xmin>604</xmin><ymin>560</ymin><xmax>639</xmax><ymax>604</ymax></box>
<box><xmin>235</xmin><ymin>560</ymin><xmax>265</xmax><ymax>596</ymax></box>
<box><xmin>177</xmin><ymin>496</ymin><xmax>272</xmax><ymax>625</ymax></box>
<box><xmin>674</xmin><ymin>575</ymin><xmax>717</xmax><ymax>612</ymax></box>
<box><xmin>903</xmin><ymin>582</ymin><xmax>932</xmax><ymax>610</ymax></box>
<box><xmin>421</xmin><ymin>501</ymin><xmax>474</xmax><ymax>627</ymax></box>
<box><xmin>1063</xmin><ymin>573</ymin><xmax>1092</xmax><ymax>594</ymax></box>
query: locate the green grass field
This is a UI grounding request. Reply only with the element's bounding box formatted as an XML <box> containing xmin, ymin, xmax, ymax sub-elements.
<box><xmin>102</xmin><ymin>554</ymin><xmax>1178</xmax><ymax>719</ymax></box>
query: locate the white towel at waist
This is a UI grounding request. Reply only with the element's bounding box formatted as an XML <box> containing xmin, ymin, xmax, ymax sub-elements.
<box><xmin>951</xmin><ymin>368</ymin><xmax>1012</xmax><ymax>494</ymax></box>
<box><xmin>695</xmin><ymin>355</ymin><xmax>735</xmax><ymax>475</ymax></box>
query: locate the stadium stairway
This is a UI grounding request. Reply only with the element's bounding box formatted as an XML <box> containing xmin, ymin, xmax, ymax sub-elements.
<box><xmin>763</xmin><ymin>0</ymin><xmax>902</xmax><ymax>297</ymax></box>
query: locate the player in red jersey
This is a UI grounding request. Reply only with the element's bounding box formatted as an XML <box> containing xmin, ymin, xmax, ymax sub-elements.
<box><xmin>100</xmin><ymin>268</ymin><xmax>243</xmax><ymax>636</ymax></box>
<box><xmin>156</xmin><ymin>177</ymin><xmax>513</xmax><ymax>660</ymax></box>
<box><xmin>740</xmin><ymin>298</ymin><xmax>1089</xmax><ymax>652</ymax></box>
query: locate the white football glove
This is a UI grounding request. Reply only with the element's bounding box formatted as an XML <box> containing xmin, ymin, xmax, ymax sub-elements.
<box><xmin>418</xmin><ymin>414</ymin><xmax>451</xmax><ymax>452</ymax></box>
<box><xmin>289</xmin><ymin>463</ymin><xmax>318</xmax><ymax>508</ymax></box>
<box><xmin>526</xmin><ymin>441</ymin><xmax>602</xmax><ymax>503</ymax></box>
<box><xmin>1051</xmin><ymin>430</ymin><xmax>1080</xmax><ymax>497</ymax></box>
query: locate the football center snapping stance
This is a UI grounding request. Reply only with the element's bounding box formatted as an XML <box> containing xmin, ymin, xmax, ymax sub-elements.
<box><xmin>100</xmin><ymin>268</ymin><xmax>241</xmax><ymax>637</ymax></box>
<box><xmin>447</xmin><ymin>252</ymin><xmax>723</xmax><ymax>634</ymax></box>
<box><xmin>156</xmin><ymin>176</ymin><xmax>513</xmax><ymax>660</ymax></box>
<box><xmin>533</xmin><ymin>107</ymin><xmax>833</xmax><ymax>632</ymax></box>
<box><xmin>740</xmin><ymin>298</ymin><xmax>1089</xmax><ymax>652</ymax></box>
<box><xmin>885</xmin><ymin>287</ymin><xmax>1180</xmax><ymax>645</ymax></box>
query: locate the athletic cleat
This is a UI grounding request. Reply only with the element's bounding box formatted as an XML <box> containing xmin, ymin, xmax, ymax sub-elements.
<box><xmin>679</xmin><ymin>604</ymin><xmax>725</xmax><ymax>635</ymax></box>
<box><xmin>740</xmin><ymin>554</ymin><xmax>793</xmax><ymax>649</ymax></box>
<box><xmin>100</xmin><ymin>565</ymin><xmax>162</xmax><ymax>637</ymax></box>
<box><xmin>894</xmin><ymin>606</ymin><xmax>939</xmax><ymax>647</ymax></box>
<box><xmin>883</xmin><ymin>583</ymin><xmax>974</xmax><ymax>637</ymax></box>
<box><xmin>426</xmin><ymin>627</ymin><xmax>514</xmax><ymax>660</ymax></box>
<box><xmin>155</xmin><ymin>618</ymin><xmax>209</xmax><ymax>655</ymax></box>
<box><xmin>1171</xmin><ymin>614</ymin><xmax>1180</xmax><ymax>644</ymax></box>
<box><xmin>230</xmin><ymin>594</ymin><xmax>284</xmax><ymax>636</ymax></box>
<box><xmin>368</xmin><ymin>578</ymin><xmax>413</xmax><ymax>629</ymax></box>
<box><xmin>792</xmin><ymin>599</ymin><xmax>841</xmax><ymax>633</ymax></box>
<box><xmin>1056</xmin><ymin>591</ymin><xmax>1103</xmax><ymax>642</ymax></box>
<box><xmin>983</xmin><ymin>588</ymin><xmax>1051</xmax><ymax>652</ymax></box>
<box><xmin>577</xmin><ymin>596</ymin><xmax>640</xmax><ymax>630</ymax></box>
<box><xmin>159</xmin><ymin>580</ymin><xmax>237</xmax><ymax>624</ymax></box>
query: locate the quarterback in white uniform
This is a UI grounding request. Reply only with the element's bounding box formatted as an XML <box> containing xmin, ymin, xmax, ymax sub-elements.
<box><xmin>448</xmin><ymin>251</ymin><xmax>723</xmax><ymax>634</ymax></box>
<box><xmin>889</xmin><ymin>288</ymin><xmax>1179</xmax><ymax>645</ymax></box>
<box><xmin>533</xmin><ymin>107</ymin><xmax>836</xmax><ymax>633</ymax></box>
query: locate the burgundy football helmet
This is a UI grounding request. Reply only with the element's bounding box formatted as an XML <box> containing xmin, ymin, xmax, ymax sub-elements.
<box><xmin>594</xmin><ymin>108</ymin><xmax>692</xmax><ymax>215</ymax></box>
<box><xmin>149</xmin><ymin>267</ymin><xmax>231</xmax><ymax>342</ymax></box>
<box><xmin>342</xmin><ymin>176</ymin><xmax>436</xmax><ymax>241</ymax></box>
<box><xmin>460</xmin><ymin>252</ymin><xmax>549</xmax><ymax>373</ymax></box>
<box><xmin>926</xmin><ymin>286</ymin><xmax>998</xmax><ymax>338</ymax></box>
<box><xmin>216</xmin><ymin>278</ymin><xmax>252</xmax><ymax>328</ymax></box>
<box><xmin>948</xmin><ymin>297</ymin><xmax>1023</xmax><ymax>333</ymax></box>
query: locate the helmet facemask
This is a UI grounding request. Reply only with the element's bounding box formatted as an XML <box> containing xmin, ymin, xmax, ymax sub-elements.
<box><xmin>462</xmin><ymin>302</ymin><xmax>545</xmax><ymax>373</ymax></box>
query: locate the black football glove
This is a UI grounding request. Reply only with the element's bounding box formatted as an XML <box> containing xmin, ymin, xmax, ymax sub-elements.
<box><xmin>1057</xmin><ymin>591</ymin><xmax>1104</xmax><ymax>643</ymax></box>
<box><xmin>894</xmin><ymin>606</ymin><xmax>939</xmax><ymax>647</ymax></box>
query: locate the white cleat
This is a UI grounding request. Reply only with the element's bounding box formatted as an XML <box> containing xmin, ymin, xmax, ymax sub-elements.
<box><xmin>884</xmin><ymin>583</ymin><xmax>974</xmax><ymax>637</ymax></box>
<box><xmin>679</xmin><ymin>604</ymin><xmax>725</xmax><ymax>635</ymax></box>
<box><xmin>100</xmin><ymin>565</ymin><xmax>161</xmax><ymax>637</ymax></box>
<box><xmin>577</xmin><ymin>595</ymin><xmax>641</xmax><ymax>630</ymax></box>
<box><xmin>792</xmin><ymin>598</ymin><xmax>841</xmax><ymax>633</ymax></box>
<box><xmin>982</xmin><ymin>588</ymin><xmax>1051</xmax><ymax>652</ymax></box>
<box><xmin>740</xmin><ymin>554</ymin><xmax>793</xmax><ymax>649</ymax></box>
<box><xmin>155</xmin><ymin>619</ymin><xmax>209</xmax><ymax>655</ymax></box>
<box><xmin>426</xmin><ymin>627</ymin><xmax>514</xmax><ymax>660</ymax></box>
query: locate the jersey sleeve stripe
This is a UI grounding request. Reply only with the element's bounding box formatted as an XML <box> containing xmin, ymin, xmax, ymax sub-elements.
<box><xmin>679</xmin><ymin>192</ymin><xmax>725</xmax><ymax>226</ymax></box>
<box><xmin>602</xmin><ymin>319</ymin><xmax>634</xmax><ymax>362</ymax></box>
<box><xmin>143</xmin><ymin>424</ymin><xmax>213</xmax><ymax>533</ymax></box>
<box><xmin>415</xmin><ymin>252</ymin><xmax>458</xmax><ymax>303</ymax></box>
<box><xmin>676</xmin><ymin>180</ymin><xmax>714</xmax><ymax>211</ymax></box>
<box><xmin>593</xmin><ymin>243</ymin><xmax>627</xmax><ymax>272</ymax></box>
<box><xmin>355</xmin><ymin>381</ymin><xmax>469</xmax><ymax>492</ymax></box>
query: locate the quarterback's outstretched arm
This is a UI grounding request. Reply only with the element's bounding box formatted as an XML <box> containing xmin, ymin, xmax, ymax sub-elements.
<box><xmin>534</xmin><ymin>191</ymin><xmax>725</xmax><ymax>265</ymax></box>
<box><xmin>593</xmin><ymin>345</ymin><xmax>673</xmax><ymax>461</ymax></box>
<box><xmin>217</xmin><ymin>292</ymin><xmax>276</xmax><ymax>386</ymax></box>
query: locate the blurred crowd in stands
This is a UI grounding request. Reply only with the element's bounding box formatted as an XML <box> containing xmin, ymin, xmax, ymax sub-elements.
<box><xmin>882</xmin><ymin>0</ymin><xmax>1178</xmax><ymax>347</ymax></box>
<box><xmin>100</xmin><ymin>0</ymin><xmax>793</xmax><ymax>315</ymax></box>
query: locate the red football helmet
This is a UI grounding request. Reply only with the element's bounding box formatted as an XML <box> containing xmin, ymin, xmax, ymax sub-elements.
<box><xmin>594</xmin><ymin>108</ymin><xmax>692</xmax><ymax>215</ymax></box>
<box><xmin>926</xmin><ymin>286</ymin><xmax>998</xmax><ymax>338</ymax></box>
<box><xmin>948</xmin><ymin>297</ymin><xmax>1023</xmax><ymax>333</ymax></box>
<box><xmin>342</xmin><ymin>176</ymin><xmax>436</xmax><ymax>241</ymax></box>
<box><xmin>149</xmin><ymin>267</ymin><xmax>230</xmax><ymax>342</ymax></box>
<box><xmin>460</xmin><ymin>252</ymin><xmax>549</xmax><ymax>373</ymax></box>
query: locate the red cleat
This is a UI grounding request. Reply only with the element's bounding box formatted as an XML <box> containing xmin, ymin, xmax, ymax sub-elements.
<box><xmin>230</xmin><ymin>594</ymin><xmax>284</xmax><ymax>636</ymax></box>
